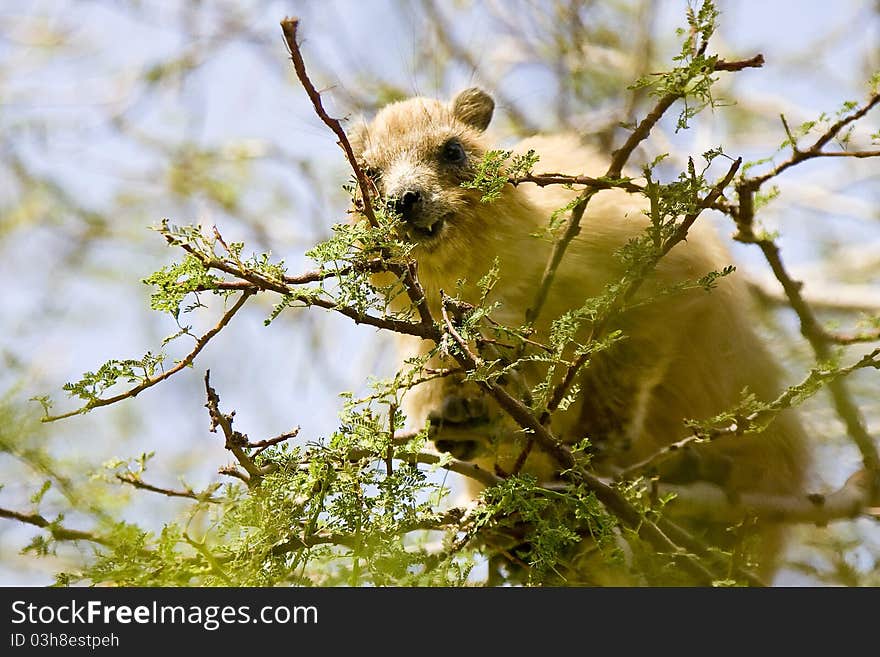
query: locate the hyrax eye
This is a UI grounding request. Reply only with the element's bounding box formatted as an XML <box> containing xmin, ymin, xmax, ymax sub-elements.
<box><xmin>440</xmin><ymin>139</ymin><xmax>467</xmax><ymax>164</ymax></box>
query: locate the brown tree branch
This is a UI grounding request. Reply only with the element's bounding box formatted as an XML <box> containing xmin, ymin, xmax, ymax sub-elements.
<box><xmin>607</xmin><ymin>93</ymin><xmax>681</xmax><ymax>179</ymax></box>
<box><xmin>800</xmin><ymin>149</ymin><xmax>880</xmax><ymax>159</ymax></box>
<box><xmin>204</xmin><ymin>370</ymin><xmax>276</xmax><ymax>486</ymax></box>
<box><xmin>280</xmin><ymin>17</ymin><xmax>378</xmax><ymax>228</ymax></box>
<box><xmin>43</xmin><ymin>291</ymin><xmax>253</xmax><ymax>423</ymax></box>
<box><xmin>712</xmin><ymin>54</ymin><xmax>766</xmax><ymax>71</ymax></box>
<box><xmin>742</xmin><ymin>92</ymin><xmax>880</xmax><ymax>191</ymax></box>
<box><xmin>115</xmin><ymin>474</ymin><xmax>221</xmax><ymax>503</ymax></box>
<box><xmin>525</xmin><ymin>55</ymin><xmax>763</xmax><ymax>328</ymax></box>
<box><xmin>174</xmin><ymin>232</ymin><xmax>438</xmax><ymax>339</ymax></box>
<box><xmin>542</xmin><ymin>157</ymin><xmax>742</xmax><ymax>420</ymax></box>
<box><xmin>509</xmin><ymin>172</ymin><xmax>644</xmax><ymax>194</ymax></box>
<box><xmin>341</xmin><ymin>443</ymin><xmax>502</xmax><ymax>488</ymax></box>
<box><xmin>735</xmin><ymin>187</ymin><xmax>880</xmax><ymax>492</ymax></box>
<box><xmin>824</xmin><ymin>327</ymin><xmax>880</xmax><ymax>345</ymax></box>
<box><xmin>217</xmin><ymin>465</ymin><xmax>250</xmax><ymax>484</ymax></box>
<box><xmin>438</xmin><ymin>293</ymin><xmax>729</xmax><ymax>584</ymax></box>
<box><xmin>175</xmin><ymin>238</ymin><xmax>438</xmax><ymax>339</ymax></box>
<box><xmin>299</xmin><ymin>292</ymin><xmax>437</xmax><ymax>339</ymax></box>
<box><xmin>248</xmin><ymin>428</ymin><xmax>300</xmax><ymax>457</ymax></box>
<box><xmin>0</xmin><ymin>507</ymin><xmax>110</xmax><ymax>546</ymax></box>
<box><xmin>659</xmin><ymin>469</ymin><xmax>879</xmax><ymax>525</ymax></box>
<box><xmin>619</xmin><ymin>348</ymin><xmax>880</xmax><ymax>481</ymax></box>
<box><xmin>524</xmin><ymin>187</ymin><xmax>599</xmax><ymax>326</ymax></box>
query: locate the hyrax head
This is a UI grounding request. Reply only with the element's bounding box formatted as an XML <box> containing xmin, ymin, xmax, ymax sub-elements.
<box><xmin>350</xmin><ymin>88</ymin><xmax>495</xmax><ymax>250</ymax></box>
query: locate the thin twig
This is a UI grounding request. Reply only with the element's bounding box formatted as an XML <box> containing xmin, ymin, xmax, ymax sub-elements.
<box><xmin>713</xmin><ymin>53</ymin><xmax>766</xmax><ymax>71</ymax></box>
<box><xmin>542</xmin><ymin>157</ymin><xmax>742</xmax><ymax>419</ymax></box>
<box><xmin>824</xmin><ymin>328</ymin><xmax>880</xmax><ymax>345</ymax></box>
<box><xmin>115</xmin><ymin>474</ymin><xmax>221</xmax><ymax>503</ymax></box>
<box><xmin>177</xmin><ymin>238</ymin><xmax>436</xmax><ymax>338</ymax></box>
<box><xmin>741</xmin><ymin>91</ymin><xmax>880</xmax><ymax>191</ymax></box>
<box><xmin>524</xmin><ymin>187</ymin><xmax>598</xmax><ymax>326</ymax></box>
<box><xmin>280</xmin><ymin>17</ymin><xmax>378</xmax><ymax>228</ymax></box>
<box><xmin>526</xmin><ymin>55</ymin><xmax>763</xmax><ymax>328</ymax></box>
<box><xmin>340</xmin><ymin>444</ymin><xmax>502</xmax><ymax>488</ymax></box>
<box><xmin>438</xmin><ymin>293</ymin><xmax>722</xmax><ymax>584</ymax></box>
<box><xmin>509</xmin><ymin>173</ymin><xmax>644</xmax><ymax>194</ymax></box>
<box><xmin>249</xmin><ymin>428</ymin><xmax>299</xmax><ymax>457</ymax></box>
<box><xmin>607</xmin><ymin>93</ymin><xmax>680</xmax><ymax>179</ymax></box>
<box><xmin>619</xmin><ymin>348</ymin><xmax>880</xmax><ymax>480</ymax></box>
<box><xmin>191</xmin><ymin>257</ymin><xmax>385</xmax><ymax>292</ymax></box>
<box><xmin>0</xmin><ymin>507</ymin><xmax>110</xmax><ymax>545</ymax></box>
<box><xmin>385</xmin><ymin>402</ymin><xmax>397</xmax><ymax>476</ymax></box>
<box><xmin>410</xmin><ymin>451</ymin><xmax>501</xmax><ymax>488</ymax></box>
<box><xmin>178</xmin><ymin>240</ymin><xmax>437</xmax><ymax>338</ymax></box>
<box><xmin>204</xmin><ymin>370</ymin><xmax>276</xmax><ymax>485</ymax></box>
<box><xmin>658</xmin><ymin>469</ymin><xmax>878</xmax><ymax>525</ymax></box>
<box><xmin>183</xmin><ymin>532</ymin><xmax>234</xmax><ymax>585</ymax></box>
<box><xmin>218</xmin><ymin>465</ymin><xmax>250</xmax><ymax>484</ymax></box>
<box><xmin>300</xmin><ymin>292</ymin><xmax>437</xmax><ymax>338</ymax></box>
<box><xmin>43</xmin><ymin>291</ymin><xmax>253</xmax><ymax>422</ymax></box>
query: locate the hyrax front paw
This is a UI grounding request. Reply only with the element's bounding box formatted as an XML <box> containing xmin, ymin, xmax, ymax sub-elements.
<box><xmin>428</xmin><ymin>394</ymin><xmax>491</xmax><ymax>461</ymax></box>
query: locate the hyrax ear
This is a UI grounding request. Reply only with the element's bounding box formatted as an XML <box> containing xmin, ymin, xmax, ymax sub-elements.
<box><xmin>452</xmin><ymin>88</ymin><xmax>494</xmax><ymax>132</ymax></box>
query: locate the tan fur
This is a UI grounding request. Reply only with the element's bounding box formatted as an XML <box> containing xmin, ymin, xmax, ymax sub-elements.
<box><xmin>353</xmin><ymin>89</ymin><xmax>809</xmax><ymax>583</ymax></box>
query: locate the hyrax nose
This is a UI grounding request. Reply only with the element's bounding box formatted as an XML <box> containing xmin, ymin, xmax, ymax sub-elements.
<box><xmin>390</xmin><ymin>189</ymin><xmax>422</xmax><ymax>222</ymax></box>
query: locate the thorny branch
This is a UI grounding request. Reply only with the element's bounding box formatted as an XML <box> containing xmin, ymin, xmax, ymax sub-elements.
<box><xmin>524</xmin><ymin>54</ymin><xmax>765</xmax><ymax>327</ymax></box>
<box><xmin>326</xmin><ymin>434</ymin><xmax>503</xmax><ymax>488</ymax></box>
<box><xmin>0</xmin><ymin>507</ymin><xmax>110</xmax><ymax>546</ymax></box>
<box><xmin>437</xmin><ymin>293</ymin><xmax>729</xmax><ymax>584</ymax></box>
<box><xmin>42</xmin><ymin>291</ymin><xmax>253</xmax><ymax>423</ymax></box>
<box><xmin>204</xmin><ymin>370</ymin><xmax>285</xmax><ymax>486</ymax></box>
<box><xmin>732</xmin><ymin>89</ymin><xmax>880</xmax><ymax>495</ymax></box>
<box><xmin>280</xmin><ymin>17</ymin><xmax>378</xmax><ymax>228</ymax></box>
<box><xmin>509</xmin><ymin>172</ymin><xmax>644</xmax><ymax>194</ymax></box>
<box><xmin>248</xmin><ymin>428</ymin><xmax>300</xmax><ymax>457</ymax></box>
<box><xmin>743</xmin><ymin>92</ymin><xmax>880</xmax><ymax>190</ymax></box>
<box><xmin>168</xmin><ymin>230</ymin><xmax>439</xmax><ymax>339</ymax></box>
<box><xmin>541</xmin><ymin>156</ymin><xmax>743</xmax><ymax>421</ymax></box>
<box><xmin>115</xmin><ymin>474</ymin><xmax>221</xmax><ymax>503</ymax></box>
<box><xmin>619</xmin><ymin>348</ymin><xmax>880</xmax><ymax>481</ymax></box>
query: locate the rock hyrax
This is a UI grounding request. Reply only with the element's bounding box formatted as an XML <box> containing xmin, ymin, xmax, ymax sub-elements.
<box><xmin>352</xmin><ymin>87</ymin><xmax>809</xmax><ymax>583</ymax></box>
